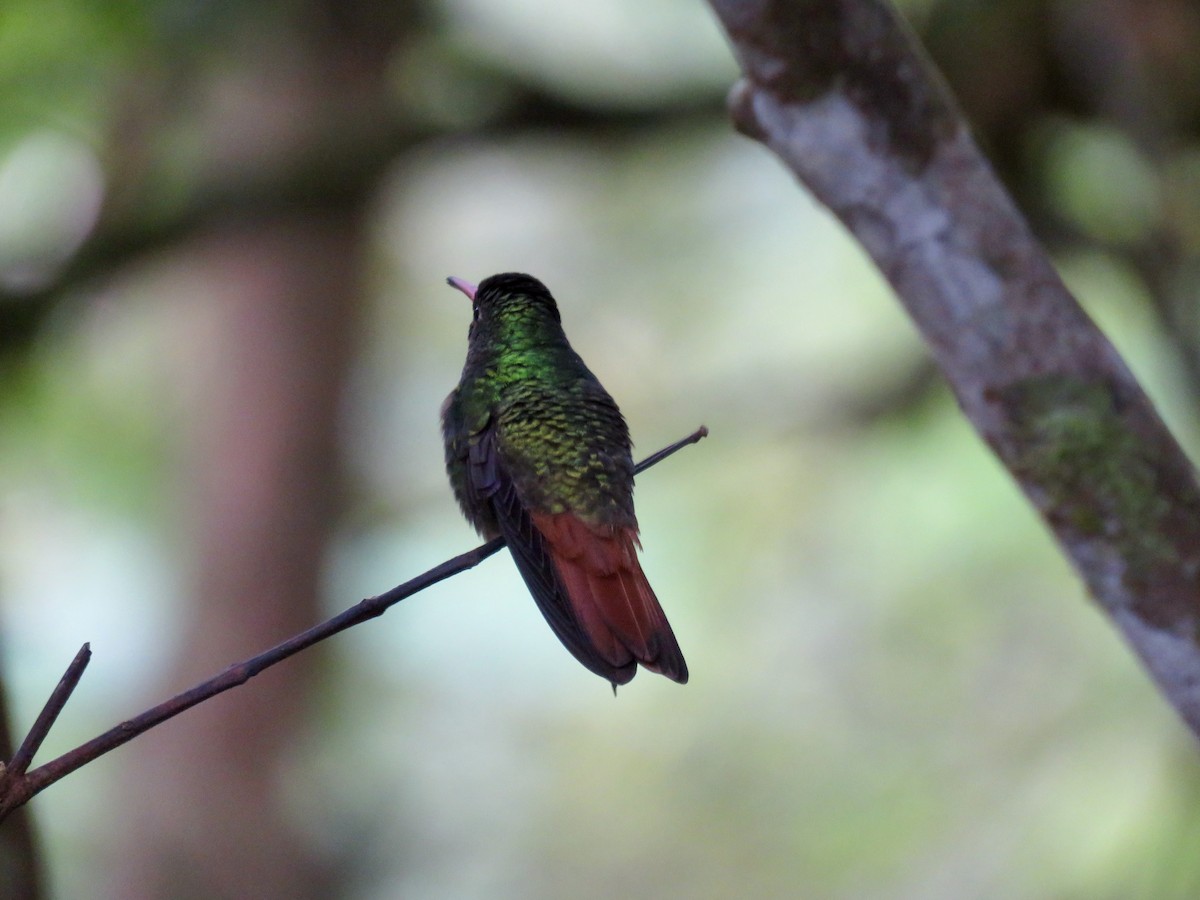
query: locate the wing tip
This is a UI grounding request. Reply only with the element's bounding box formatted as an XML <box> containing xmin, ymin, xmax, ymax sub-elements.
<box><xmin>608</xmin><ymin>653</ymin><xmax>687</xmax><ymax>692</ymax></box>
<box><xmin>643</xmin><ymin>644</ymin><xmax>689</xmax><ymax>684</ymax></box>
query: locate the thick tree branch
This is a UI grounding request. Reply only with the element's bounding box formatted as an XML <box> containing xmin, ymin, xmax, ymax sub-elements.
<box><xmin>706</xmin><ymin>0</ymin><xmax>1200</xmax><ymax>737</ymax></box>
<box><xmin>0</xmin><ymin>426</ymin><xmax>707</xmax><ymax>821</ymax></box>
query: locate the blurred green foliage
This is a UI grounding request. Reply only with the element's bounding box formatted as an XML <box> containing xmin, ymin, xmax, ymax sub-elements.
<box><xmin>3</xmin><ymin>0</ymin><xmax>1200</xmax><ymax>898</ymax></box>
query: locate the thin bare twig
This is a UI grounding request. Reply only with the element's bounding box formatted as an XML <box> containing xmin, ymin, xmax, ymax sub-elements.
<box><xmin>6</xmin><ymin>645</ymin><xmax>91</xmax><ymax>780</ymax></box>
<box><xmin>0</xmin><ymin>425</ymin><xmax>708</xmax><ymax>820</ymax></box>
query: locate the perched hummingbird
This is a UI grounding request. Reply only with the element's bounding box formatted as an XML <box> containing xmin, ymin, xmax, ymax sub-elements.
<box><xmin>441</xmin><ymin>272</ymin><xmax>688</xmax><ymax>687</ymax></box>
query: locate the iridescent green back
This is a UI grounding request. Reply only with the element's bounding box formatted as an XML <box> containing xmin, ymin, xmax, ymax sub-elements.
<box><xmin>442</xmin><ymin>273</ymin><xmax>636</xmax><ymax>534</ymax></box>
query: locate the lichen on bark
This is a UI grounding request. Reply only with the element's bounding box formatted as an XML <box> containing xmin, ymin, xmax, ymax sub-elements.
<box><xmin>1001</xmin><ymin>374</ymin><xmax>1175</xmax><ymax>580</ymax></box>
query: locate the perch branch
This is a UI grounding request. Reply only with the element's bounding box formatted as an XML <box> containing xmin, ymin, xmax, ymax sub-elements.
<box><xmin>705</xmin><ymin>0</ymin><xmax>1200</xmax><ymax>738</ymax></box>
<box><xmin>0</xmin><ymin>425</ymin><xmax>707</xmax><ymax>820</ymax></box>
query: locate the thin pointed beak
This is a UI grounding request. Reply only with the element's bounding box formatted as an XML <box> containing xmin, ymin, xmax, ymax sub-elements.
<box><xmin>446</xmin><ymin>276</ymin><xmax>477</xmax><ymax>300</ymax></box>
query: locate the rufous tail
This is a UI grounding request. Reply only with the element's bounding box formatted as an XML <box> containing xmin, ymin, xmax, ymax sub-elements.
<box><xmin>531</xmin><ymin>512</ymin><xmax>688</xmax><ymax>684</ymax></box>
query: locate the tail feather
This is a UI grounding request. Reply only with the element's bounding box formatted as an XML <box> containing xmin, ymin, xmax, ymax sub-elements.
<box><xmin>532</xmin><ymin>512</ymin><xmax>688</xmax><ymax>684</ymax></box>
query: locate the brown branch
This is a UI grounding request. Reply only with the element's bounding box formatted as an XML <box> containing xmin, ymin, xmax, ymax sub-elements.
<box><xmin>0</xmin><ymin>678</ymin><xmax>48</xmax><ymax>900</ymax></box>
<box><xmin>6</xmin><ymin>645</ymin><xmax>91</xmax><ymax>780</ymax></box>
<box><xmin>705</xmin><ymin>0</ymin><xmax>1200</xmax><ymax>738</ymax></box>
<box><xmin>0</xmin><ymin>426</ymin><xmax>707</xmax><ymax>821</ymax></box>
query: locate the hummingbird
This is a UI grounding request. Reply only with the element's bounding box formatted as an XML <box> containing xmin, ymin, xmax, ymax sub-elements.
<box><xmin>441</xmin><ymin>272</ymin><xmax>688</xmax><ymax>687</ymax></box>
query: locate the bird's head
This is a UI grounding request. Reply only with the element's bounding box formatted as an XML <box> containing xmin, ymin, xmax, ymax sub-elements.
<box><xmin>447</xmin><ymin>272</ymin><xmax>566</xmax><ymax>358</ymax></box>
<box><xmin>447</xmin><ymin>272</ymin><xmax>562</xmax><ymax>328</ymax></box>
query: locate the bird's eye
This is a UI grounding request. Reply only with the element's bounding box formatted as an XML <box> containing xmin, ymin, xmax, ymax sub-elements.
<box><xmin>472</xmin><ymin>303</ymin><xmax>481</xmax><ymax>323</ymax></box>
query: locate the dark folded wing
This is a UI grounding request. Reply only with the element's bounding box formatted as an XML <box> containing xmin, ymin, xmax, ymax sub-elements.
<box><xmin>469</xmin><ymin>427</ymin><xmax>638</xmax><ymax>685</ymax></box>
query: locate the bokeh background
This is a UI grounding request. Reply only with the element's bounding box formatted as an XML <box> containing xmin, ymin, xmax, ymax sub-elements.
<box><xmin>4</xmin><ymin>0</ymin><xmax>1200</xmax><ymax>897</ymax></box>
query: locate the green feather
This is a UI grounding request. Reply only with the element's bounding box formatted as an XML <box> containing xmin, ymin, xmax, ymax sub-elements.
<box><xmin>442</xmin><ymin>273</ymin><xmax>635</xmax><ymax>535</ymax></box>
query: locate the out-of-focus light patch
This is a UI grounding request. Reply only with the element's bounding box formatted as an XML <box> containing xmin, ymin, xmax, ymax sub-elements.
<box><xmin>383</xmin><ymin>130</ymin><xmax>914</xmax><ymax>409</ymax></box>
<box><xmin>442</xmin><ymin>0</ymin><xmax>735</xmax><ymax>107</ymax></box>
<box><xmin>1037</xmin><ymin>120</ymin><xmax>1160</xmax><ymax>245</ymax></box>
<box><xmin>382</xmin><ymin>139</ymin><xmax>599</xmax><ymax>284</ymax></box>
<box><xmin>325</xmin><ymin>522</ymin><xmax>591</xmax><ymax>707</ymax></box>
<box><xmin>1014</xmin><ymin>730</ymin><xmax>1170</xmax><ymax>895</ymax></box>
<box><xmin>0</xmin><ymin>130</ymin><xmax>104</xmax><ymax>291</ymax></box>
<box><xmin>0</xmin><ymin>488</ymin><xmax>178</xmax><ymax>718</ymax></box>
<box><xmin>341</xmin><ymin>347</ymin><xmax>464</xmax><ymax>514</ymax></box>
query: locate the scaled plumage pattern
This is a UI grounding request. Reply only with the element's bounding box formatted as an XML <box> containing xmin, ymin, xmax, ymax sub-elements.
<box><xmin>441</xmin><ymin>272</ymin><xmax>687</xmax><ymax>687</ymax></box>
